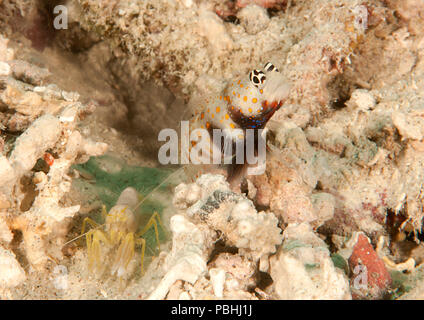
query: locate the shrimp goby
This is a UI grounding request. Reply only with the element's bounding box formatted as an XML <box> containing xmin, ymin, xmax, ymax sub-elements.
<box><xmin>81</xmin><ymin>187</ymin><xmax>164</xmax><ymax>278</ymax></box>
<box><xmin>189</xmin><ymin>62</ymin><xmax>290</xmax><ymax>140</ymax></box>
<box><xmin>187</xmin><ymin>62</ymin><xmax>291</xmax><ymax>183</ymax></box>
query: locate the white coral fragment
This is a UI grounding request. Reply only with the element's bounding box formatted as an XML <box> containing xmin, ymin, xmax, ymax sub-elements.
<box><xmin>147</xmin><ymin>214</ymin><xmax>211</xmax><ymax>300</ymax></box>
<box><xmin>0</xmin><ymin>61</ymin><xmax>11</xmax><ymax>76</ymax></box>
<box><xmin>0</xmin><ymin>218</ymin><xmax>13</xmax><ymax>244</ymax></box>
<box><xmin>346</xmin><ymin>89</ymin><xmax>376</xmax><ymax>112</ymax></box>
<box><xmin>392</xmin><ymin>110</ymin><xmax>424</xmax><ymax>141</ymax></box>
<box><xmin>0</xmin><ymin>246</ymin><xmax>26</xmax><ymax>288</ymax></box>
<box><xmin>209</xmin><ymin>268</ymin><xmax>226</xmax><ymax>298</ymax></box>
<box><xmin>269</xmin><ymin>223</ymin><xmax>351</xmax><ymax>300</ymax></box>
<box><xmin>151</xmin><ymin>174</ymin><xmax>283</xmax><ymax>299</ymax></box>
<box><xmin>9</xmin><ymin>115</ymin><xmax>61</xmax><ymax>175</ymax></box>
<box><xmin>0</xmin><ymin>51</ymin><xmax>108</xmax><ymax>271</ymax></box>
<box><xmin>180</xmin><ymin>174</ymin><xmax>283</xmax><ymax>262</ymax></box>
<box><xmin>0</xmin><ymin>156</ymin><xmax>15</xmax><ymax>194</ymax></box>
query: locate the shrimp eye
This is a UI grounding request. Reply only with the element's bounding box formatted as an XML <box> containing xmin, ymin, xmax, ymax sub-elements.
<box><xmin>249</xmin><ymin>69</ymin><xmax>266</xmax><ymax>88</ymax></box>
<box><xmin>264</xmin><ymin>62</ymin><xmax>279</xmax><ymax>72</ymax></box>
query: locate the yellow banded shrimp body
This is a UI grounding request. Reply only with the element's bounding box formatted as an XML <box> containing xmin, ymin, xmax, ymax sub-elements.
<box><xmin>80</xmin><ymin>187</ymin><xmax>163</xmax><ymax>279</ymax></box>
<box><xmin>187</xmin><ymin>62</ymin><xmax>291</xmax><ymax>181</ymax></box>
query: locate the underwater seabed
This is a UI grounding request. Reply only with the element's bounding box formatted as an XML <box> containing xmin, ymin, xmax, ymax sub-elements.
<box><xmin>1</xmin><ymin>0</ymin><xmax>424</xmax><ymax>300</ymax></box>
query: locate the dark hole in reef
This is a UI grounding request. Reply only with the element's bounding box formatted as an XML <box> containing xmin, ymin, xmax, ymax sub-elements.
<box><xmin>316</xmin><ymin>225</ymin><xmax>338</xmax><ymax>251</ymax></box>
<box><xmin>315</xmin><ymin>180</ymin><xmax>323</xmax><ymax>191</ymax></box>
<box><xmin>10</xmin><ymin>229</ymin><xmax>30</xmax><ymax>270</ymax></box>
<box><xmin>19</xmin><ymin>175</ymin><xmax>39</xmax><ymax>212</ymax></box>
<box><xmin>207</xmin><ymin>237</ymin><xmax>239</xmax><ymax>265</ymax></box>
<box><xmin>240</xmin><ymin>178</ymin><xmax>249</xmax><ymax>196</ymax></box>
<box><xmin>330</xmin><ymin>97</ymin><xmax>349</xmax><ymax>110</ymax></box>
<box><xmin>255</xmin><ymin>271</ymin><xmax>273</xmax><ymax>291</ymax></box>
<box><xmin>267</xmin><ymin>4</ymin><xmax>288</xmax><ymax>17</ymax></box>
<box><xmin>32</xmin><ymin>157</ymin><xmax>50</xmax><ymax>174</ymax></box>
<box><xmin>386</xmin><ymin>209</ymin><xmax>420</xmax><ymax>245</ymax></box>
<box><xmin>329</xmin><ymin>57</ymin><xmax>338</xmax><ymax>72</ymax></box>
<box><xmin>339</xmin><ymin>146</ymin><xmax>346</xmax><ymax>158</ymax></box>
<box><xmin>384</xmin><ymin>209</ymin><xmax>420</xmax><ymax>266</ymax></box>
<box><xmin>416</xmin><ymin>229</ymin><xmax>424</xmax><ymax>243</ymax></box>
<box><xmin>327</xmin><ymin>74</ymin><xmax>352</xmax><ymax>110</ymax></box>
<box><xmin>255</xmin><ymin>203</ymin><xmax>269</xmax><ymax>213</ymax></box>
<box><xmin>224</xmin><ymin>15</ymin><xmax>240</xmax><ymax>24</ymax></box>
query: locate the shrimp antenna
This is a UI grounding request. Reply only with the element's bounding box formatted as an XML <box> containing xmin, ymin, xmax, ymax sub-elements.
<box><xmin>132</xmin><ymin>164</ymin><xmax>191</xmax><ymax>212</ymax></box>
<box><xmin>63</xmin><ymin>222</ymin><xmax>106</xmax><ymax>246</ymax></box>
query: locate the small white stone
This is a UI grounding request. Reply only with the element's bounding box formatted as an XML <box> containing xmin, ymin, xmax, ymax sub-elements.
<box><xmin>0</xmin><ymin>62</ymin><xmax>11</xmax><ymax>76</ymax></box>
<box><xmin>209</xmin><ymin>268</ymin><xmax>226</xmax><ymax>298</ymax></box>
<box><xmin>270</xmin><ymin>224</ymin><xmax>351</xmax><ymax>300</ymax></box>
<box><xmin>51</xmin><ymin>265</ymin><xmax>68</xmax><ymax>290</ymax></box>
<box><xmin>392</xmin><ymin>111</ymin><xmax>423</xmax><ymax>141</ymax></box>
<box><xmin>0</xmin><ymin>219</ymin><xmax>13</xmax><ymax>244</ymax></box>
<box><xmin>0</xmin><ymin>246</ymin><xmax>26</xmax><ymax>288</ymax></box>
<box><xmin>347</xmin><ymin>89</ymin><xmax>376</xmax><ymax>111</ymax></box>
<box><xmin>61</xmin><ymin>91</ymin><xmax>80</xmax><ymax>102</ymax></box>
<box><xmin>33</xmin><ymin>86</ymin><xmax>46</xmax><ymax>93</ymax></box>
<box><xmin>0</xmin><ymin>156</ymin><xmax>15</xmax><ymax>189</ymax></box>
<box><xmin>259</xmin><ymin>255</ymin><xmax>269</xmax><ymax>272</ymax></box>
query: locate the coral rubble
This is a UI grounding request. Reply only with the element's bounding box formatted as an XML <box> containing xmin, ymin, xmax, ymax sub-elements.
<box><xmin>0</xmin><ymin>36</ymin><xmax>107</xmax><ymax>289</ymax></box>
<box><xmin>0</xmin><ymin>0</ymin><xmax>424</xmax><ymax>300</ymax></box>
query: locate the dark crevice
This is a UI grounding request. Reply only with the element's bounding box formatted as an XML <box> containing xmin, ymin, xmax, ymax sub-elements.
<box><xmin>207</xmin><ymin>238</ymin><xmax>239</xmax><ymax>265</ymax></box>
<box><xmin>327</xmin><ymin>74</ymin><xmax>352</xmax><ymax>110</ymax></box>
<box><xmin>19</xmin><ymin>175</ymin><xmax>39</xmax><ymax>212</ymax></box>
<box><xmin>9</xmin><ymin>229</ymin><xmax>30</xmax><ymax>271</ymax></box>
<box><xmin>255</xmin><ymin>271</ymin><xmax>273</xmax><ymax>291</ymax></box>
<box><xmin>38</xmin><ymin>0</ymin><xmax>100</xmax><ymax>53</ymax></box>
